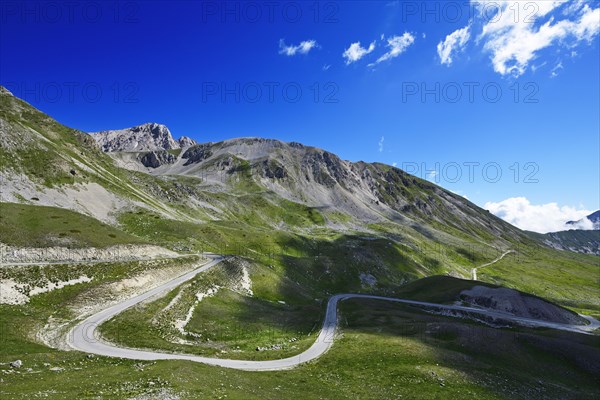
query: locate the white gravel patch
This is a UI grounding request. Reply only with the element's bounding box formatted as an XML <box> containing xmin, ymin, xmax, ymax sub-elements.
<box><xmin>29</xmin><ymin>276</ymin><xmax>92</xmax><ymax>296</ymax></box>
<box><xmin>1</xmin><ymin>243</ymin><xmax>178</xmax><ymax>265</ymax></box>
<box><xmin>240</xmin><ymin>265</ymin><xmax>253</xmax><ymax>296</ymax></box>
<box><xmin>0</xmin><ymin>275</ymin><xmax>92</xmax><ymax>305</ymax></box>
<box><xmin>0</xmin><ymin>279</ymin><xmax>29</xmax><ymax>305</ymax></box>
<box><xmin>173</xmin><ymin>286</ymin><xmax>220</xmax><ymax>336</ymax></box>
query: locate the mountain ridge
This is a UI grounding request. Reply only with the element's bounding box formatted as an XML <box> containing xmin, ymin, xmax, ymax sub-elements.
<box><xmin>105</xmin><ymin>134</ymin><xmax>525</xmax><ymax>244</ymax></box>
<box><xmin>90</xmin><ymin>122</ymin><xmax>197</xmax><ymax>152</ymax></box>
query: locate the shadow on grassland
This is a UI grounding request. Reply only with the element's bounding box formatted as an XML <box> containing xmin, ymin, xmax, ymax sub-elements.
<box><xmin>338</xmin><ymin>297</ymin><xmax>600</xmax><ymax>399</ymax></box>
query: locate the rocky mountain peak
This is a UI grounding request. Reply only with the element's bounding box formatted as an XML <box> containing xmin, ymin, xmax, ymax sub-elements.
<box><xmin>90</xmin><ymin>123</ymin><xmax>197</xmax><ymax>152</ymax></box>
<box><xmin>178</xmin><ymin>136</ymin><xmax>197</xmax><ymax>148</ymax></box>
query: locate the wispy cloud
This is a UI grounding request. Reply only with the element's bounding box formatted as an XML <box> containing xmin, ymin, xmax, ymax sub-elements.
<box><xmin>343</xmin><ymin>41</ymin><xmax>376</xmax><ymax>64</ymax></box>
<box><xmin>279</xmin><ymin>39</ymin><xmax>318</xmax><ymax>56</ymax></box>
<box><xmin>437</xmin><ymin>24</ymin><xmax>471</xmax><ymax>65</ymax></box>
<box><xmin>550</xmin><ymin>61</ymin><xmax>564</xmax><ymax>78</ymax></box>
<box><xmin>370</xmin><ymin>33</ymin><xmax>415</xmax><ymax>66</ymax></box>
<box><xmin>378</xmin><ymin>136</ymin><xmax>385</xmax><ymax>152</ymax></box>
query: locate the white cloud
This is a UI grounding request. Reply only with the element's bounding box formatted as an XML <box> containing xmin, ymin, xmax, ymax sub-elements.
<box><xmin>441</xmin><ymin>1</ymin><xmax>600</xmax><ymax>75</ymax></box>
<box><xmin>322</xmin><ymin>64</ymin><xmax>331</xmax><ymax>71</ymax></box>
<box><xmin>343</xmin><ymin>41</ymin><xmax>376</xmax><ymax>64</ymax></box>
<box><xmin>279</xmin><ymin>39</ymin><xmax>318</xmax><ymax>56</ymax></box>
<box><xmin>474</xmin><ymin>0</ymin><xmax>600</xmax><ymax>76</ymax></box>
<box><xmin>370</xmin><ymin>33</ymin><xmax>415</xmax><ymax>65</ymax></box>
<box><xmin>426</xmin><ymin>170</ymin><xmax>438</xmax><ymax>181</ymax></box>
<box><xmin>484</xmin><ymin>197</ymin><xmax>592</xmax><ymax>233</ymax></box>
<box><xmin>392</xmin><ymin>162</ymin><xmax>398</xmax><ymax>167</ymax></box>
<box><xmin>378</xmin><ymin>136</ymin><xmax>385</xmax><ymax>152</ymax></box>
<box><xmin>437</xmin><ymin>25</ymin><xmax>471</xmax><ymax>65</ymax></box>
<box><xmin>569</xmin><ymin>218</ymin><xmax>596</xmax><ymax>230</ymax></box>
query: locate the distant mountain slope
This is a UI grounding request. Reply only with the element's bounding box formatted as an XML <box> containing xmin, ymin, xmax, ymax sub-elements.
<box><xmin>529</xmin><ymin>229</ymin><xmax>600</xmax><ymax>255</ymax></box>
<box><xmin>91</xmin><ymin>123</ymin><xmax>196</xmax><ymax>152</ymax></box>
<box><xmin>567</xmin><ymin>210</ymin><xmax>600</xmax><ymax>230</ymax></box>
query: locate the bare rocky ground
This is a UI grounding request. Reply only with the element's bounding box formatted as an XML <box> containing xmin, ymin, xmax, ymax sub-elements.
<box><xmin>0</xmin><ymin>171</ymin><xmax>129</xmax><ymax>224</ymax></box>
<box><xmin>0</xmin><ymin>275</ymin><xmax>93</xmax><ymax>305</ymax></box>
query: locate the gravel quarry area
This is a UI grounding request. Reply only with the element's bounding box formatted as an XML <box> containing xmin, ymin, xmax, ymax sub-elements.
<box><xmin>459</xmin><ymin>285</ymin><xmax>588</xmax><ymax>325</ymax></box>
<box><xmin>0</xmin><ymin>244</ymin><xmax>179</xmax><ymax>265</ymax></box>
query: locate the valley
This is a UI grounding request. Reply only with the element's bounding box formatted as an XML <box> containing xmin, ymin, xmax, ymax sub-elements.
<box><xmin>1</xmin><ymin>86</ymin><xmax>599</xmax><ymax>399</ymax></box>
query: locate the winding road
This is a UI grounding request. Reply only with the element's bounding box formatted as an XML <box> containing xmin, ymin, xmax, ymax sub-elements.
<box><xmin>67</xmin><ymin>254</ymin><xmax>599</xmax><ymax>371</ymax></box>
<box><xmin>471</xmin><ymin>250</ymin><xmax>515</xmax><ymax>280</ymax></box>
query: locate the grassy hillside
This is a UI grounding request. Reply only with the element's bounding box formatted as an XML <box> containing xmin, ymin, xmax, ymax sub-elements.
<box><xmin>0</xmin><ymin>202</ymin><xmax>145</xmax><ymax>248</ymax></box>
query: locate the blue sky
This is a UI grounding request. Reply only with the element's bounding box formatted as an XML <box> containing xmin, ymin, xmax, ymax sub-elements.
<box><xmin>1</xmin><ymin>0</ymin><xmax>599</xmax><ymax>232</ymax></box>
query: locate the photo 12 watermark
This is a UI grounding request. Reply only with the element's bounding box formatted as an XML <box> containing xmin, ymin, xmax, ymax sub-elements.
<box><xmin>199</xmin><ymin>1</ymin><xmax>340</xmax><ymax>24</ymax></box>
<box><xmin>400</xmin><ymin>161</ymin><xmax>540</xmax><ymax>184</ymax></box>
<box><xmin>201</xmin><ymin>81</ymin><xmax>340</xmax><ymax>104</ymax></box>
<box><xmin>401</xmin><ymin>81</ymin><xmax>539</xmax><ymax>104</ymax></box>
<box><xmin>399</xmin><ymin>1</ymin><xmax>543</xmax><ymax>24</ymax></box>
<box><xmin>2</xmin><ymin>81</ymin><xmax>140</xmax><ymax>104</ymax></box>
<box><xmin>0</xmin><ymin>1</ymin><xmax>140</xmax><ymax>24</ymax></box>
